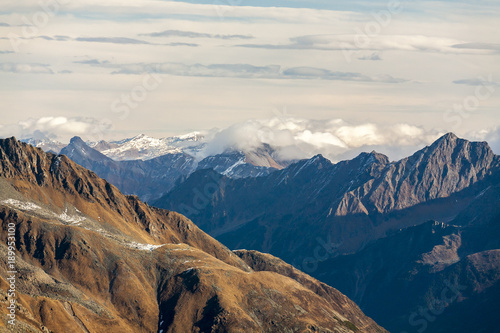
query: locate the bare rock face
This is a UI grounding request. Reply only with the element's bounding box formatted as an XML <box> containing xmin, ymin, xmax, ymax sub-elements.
<box><xmin>0</xmin><ymin>137</ymin><xmax>386</xmax><ymax>333</ymax></box>
<box><xmin>362</xmin><ymin>133</ymin><xmax>497</xmax><ymax>213</ymax></box>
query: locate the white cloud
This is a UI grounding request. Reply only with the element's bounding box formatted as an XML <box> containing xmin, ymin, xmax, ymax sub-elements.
<box><xmin>0</xmin><ymin>117</ymin><xmax>106</xmax><ymax>142</ymax></box>
<box><xmin>0</xmin><ymin>63</ymin><xmax>53</xmax><ymax>74</ymax></box>
<box><xmin>467</xmin><ymin>127</ymin><xmax>500</xmax><ymax>154</ymax></box>
<box><xmin>198</xmin><ymin>118</ymin><xmax>444</xmax><ymax>162</ymax></box>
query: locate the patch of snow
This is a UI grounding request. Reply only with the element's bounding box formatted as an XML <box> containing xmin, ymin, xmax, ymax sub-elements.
<box><xmin>50</xmin><ymin>156</ymin><xmax>61</xmax><ymax>172</ymax></box>
<box><xmin>58</xmin><ymin>208</ymin><xmax>85</xmax><ymax>224</ymax></box>
<box><xmin>127</xmin><ymin>242</ymin><xmax>165</xmax><ymax>251</ymax></box>
<box><xmin>222</xmin><ymin>157</ymin><xmax>245</xmax><ymax>176</ymax></box>
<box><xmin>2</xmin><ymin>199</ymin><xmax>42</xmax><ymax>211</ymax></box>
<box><xmin>475</xmin><ymin>186</ymin><xmax>491</xmax><ymax>199</ymax></box>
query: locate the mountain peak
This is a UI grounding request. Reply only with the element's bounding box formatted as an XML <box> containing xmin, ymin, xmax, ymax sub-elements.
<box><xmin>132</xmin><ymin>133</ymin><xmax>148</xmax><ymax>140</ymax></box>
<box><xmin>353</xmin><ymin>151</ymin><xmax>390</xmax><ymax>166</ymax></box>
<box><xmin>431</xmin><ymin>132</ymin><xmax>459</xmax><ymax>146</ymax></box>
<box><xmin>62</xmin><ymin>136</ymin><xmax>111</xmax><ymax>163</ymax></box>
<box><xmin>69</xmin><ymin>136</ymin><xmax>86</xmax><ymax>145</ymax></box>
<box><xmin>0</xmin><ymin>136</ymin><xmax>18</xmax><ymax>146</ymax></box>
<box><xmin>426</xmin><ymin>132</ymin><xmax>494</xmax><ymax>158</ymax></box>
<box><xmin>311</xmin><ymin>153</ymin><xmax>329</xmax><ymax>162</ymax></box>
<box><xmin>438</xmin><ymin>132</ymin><xmax>458</xmax><ymax>141</ymax></box>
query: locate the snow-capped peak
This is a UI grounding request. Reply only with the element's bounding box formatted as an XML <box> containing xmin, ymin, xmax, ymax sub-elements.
<box><xmin>94</xmin><ymin>133</ymin><xmax>207</xmax><ymax>161</ymax></box>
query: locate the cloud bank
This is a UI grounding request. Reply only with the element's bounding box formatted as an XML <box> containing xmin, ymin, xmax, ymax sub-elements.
<box><xmin>77</xmin><ymin>60</ymin><xmax>407</xmax><ymax>83</ymax></box>
<box><xmin>0</xmin><ymin>117</ymin><xmax>106</xmax><ymax>142</ymax></box>
<box><xmin>3</xmin><ymin>116</ymin><xmax>499</xmax><ymax>163</ymax></box>
<box><xmin>141</xmin><ymin>30</ymin><xmax>253</xmax><ymax>40</ymax></box>
<box><xmin>199</xmin><ymin>118</ymin><xmax>445</xmax><ymax>162</ymax></box>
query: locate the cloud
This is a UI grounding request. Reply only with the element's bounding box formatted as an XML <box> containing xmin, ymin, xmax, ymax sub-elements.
<box><xmin>282</xmin><ymin>67</ymin><xmax>405</xmax><ymax>83</ymax></box>
<box><xmin>453</xmin><ymin>77</ymin><xmax>499</xmax><ymax>86</ymax></box>
<box><xmin>141</xmin><ymin>30</ymin><xmax>253</xmax><ymax>40</ymax></box>
<box><xmin>238</xmin><ymin>34</ymin><xmax>498</xmax><ymax>55</ymax></box>
<box><xmin>111</xmin><ymin>63</ymin><xmax>282</xmax><ymax>78</ymax></box>
<box><xmin>198</xmin><ymin>118</ymin><xmax>443</xmax><ymax>162</ymax></box>
<box><xmin>0</xmin><ymin>117</ymin><xmax>106</xmax><ymax>142</ymax></box>
<box><xmin>451</xmin><ymin>42</ymin><xmax>500</xmax><ymax>51</ymax></box>
<box><xmin>165</xmin><ymin>42</ymin><xmax>198</xmax><ymax>47</ymax></box>
<box><xmin>0</xmin><ymin>63</ymin><xmax>54</xmax><ymax>74</ymax></box>
<box><xmin>74</xmin><ymin>59</ymin><xmax>111</xmax><ymax>65</ymax></box>
<box><xmin>80</xmin><ymin>60</ymin><xmax>407</xmax><ymax>83</ymax></box>
<box><xmin>358</xmin><ymin>53</ymin><xmax>381</xmax><ymax>61</ymax></box>
<box><xmin>75</xmin><ymin>37</ymin><xmax>151</xmax><ymax>45</ymax></box>
<box><xmin>35</xmin><ymin>36</ymin><xmax>55</xmax><ymax>41</ymax></box>
<box><xmin>0</xmin><ymin>23</ymin><xmax>10</xmax><ymax>27</ymax></box>
<box><xmin>467</xmin><ymin>127</ymin><xmax>500</xmax><ymax>155</ymax></box>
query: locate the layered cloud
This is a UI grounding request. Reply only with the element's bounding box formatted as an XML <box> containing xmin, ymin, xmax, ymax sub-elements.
<box><xmin>238</xmin><ymin>34</ymin><xmax>499</xmax><ymax>55</ymax></box>
<box><xmin>76</xmin><ymin>60</ymin><xmax>407</xmax><ymax>83</ymax></box>
<box><xmin>75</xmin><ymin>37</ymin><xmax>152</xmax><ymax>45</ymax></box>
<box><xmin>0</xmin><ymin>0</ymin><xmax>498</xmax><ymax>143</ymax></box>
<box><xmin>140</xmin><ymin>30</ymin><xmax>253</xmax><ymax>40</ymax></box>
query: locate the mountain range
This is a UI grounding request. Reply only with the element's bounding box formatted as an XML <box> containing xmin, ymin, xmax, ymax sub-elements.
<box><xmin>13</xmin><ymin>131</ymin><xmax>500</xmax><ymax>332</ymax></box>
<box><xmin>153</xmin><ymin>133</ymin><xmax>500</xmax><ymax>333</ymax></box>
<box><xmin>56</xmin><ymin>135</ymin><xmax>287</xmax><ymax>202</ymax></box>
<box><xmin>0</xmin><ymin>137</ymin><xmax>385</xmax><ymax>332</ymax></box>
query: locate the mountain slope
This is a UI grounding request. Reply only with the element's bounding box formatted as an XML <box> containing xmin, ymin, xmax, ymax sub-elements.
<box><xmin>0</xmin><ymin>137</ymin><xmax>386</xmax><ymax>333</ymax></box>
<box><xmin>316</xmin><ymin>182</ymin><xmax>500</xmax><ymax>332</ymax></box>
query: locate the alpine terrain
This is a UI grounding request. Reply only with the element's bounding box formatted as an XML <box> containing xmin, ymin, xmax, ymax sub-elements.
<box><xmin>0</xmin><ymin>137</ymin><xmax>386</xmax><ymax>333</ymax></box>
<box><xmin>155</xmin><ymin>133</ymin><xmax>500</xmax><ymax>333</ymax></box>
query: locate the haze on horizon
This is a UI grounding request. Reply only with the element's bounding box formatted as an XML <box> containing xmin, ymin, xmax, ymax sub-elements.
<box><xmin>1</xmin><ymin>0</ymin><xmax>499</xmax><ymax>158</ymax></box>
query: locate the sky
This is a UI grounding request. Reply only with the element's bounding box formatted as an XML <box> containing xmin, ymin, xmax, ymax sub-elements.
<box><xmin>1</xmin><ymin>0</ymin><xmax>499</xmax><ymax>160</ymax></box>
